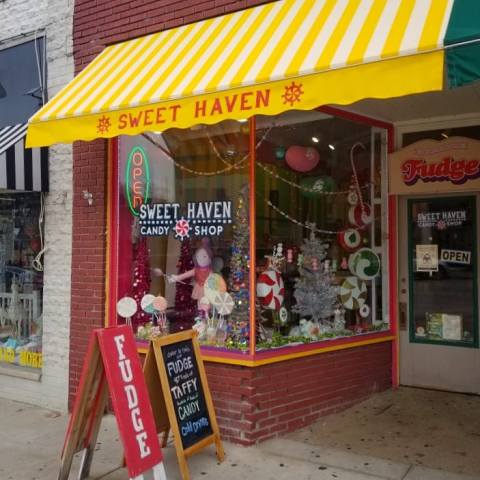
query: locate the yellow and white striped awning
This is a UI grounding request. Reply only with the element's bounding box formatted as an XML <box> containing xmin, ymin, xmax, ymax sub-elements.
<box><xmin>27</xmin><ymin>0</ymin><xmax>455</xmax><ymax>147</ymax></box>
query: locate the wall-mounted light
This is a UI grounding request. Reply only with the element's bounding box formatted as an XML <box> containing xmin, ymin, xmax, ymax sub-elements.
<box><xmin>311</xmin><ymin>136</ymin><xmax>319</xmax><ymax>143</ymax></box>
<box><xmin>328</xmin><ymin>144</ymin><xmax>335</xmax><ymax>151</ymax></box>
<box><xmin>441</xmin><ymin>132</ymin><xmax>449</xmax><ymax>139</ymax></box>
<box><xmin>238</xmin><ymin>118</ymin><xmax>248</xmax><ymax>123</ymax></box>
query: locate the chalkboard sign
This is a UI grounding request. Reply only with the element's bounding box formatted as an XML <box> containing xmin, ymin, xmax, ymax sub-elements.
<box><xmin>144</xmin><ymin>330</ymin><xmax>224</xmax><ymax>480</ymax></box>
<box><xmin>161</xmin><ymin>339</ymin><xmax>213</xmax><ymax>449</ymax></box>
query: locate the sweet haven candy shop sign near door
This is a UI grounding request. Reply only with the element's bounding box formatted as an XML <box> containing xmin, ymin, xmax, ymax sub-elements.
<box><xmin>389</xmin><ymin>137</ymin><xmax>480</xmax><ymax>195</ymax></box>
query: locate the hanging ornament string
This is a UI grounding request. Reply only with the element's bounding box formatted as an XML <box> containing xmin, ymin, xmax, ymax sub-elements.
<box><xmin>261</xmin><ymin>193</ymin><xmax>381</xmax><ymax>236</ymax></box>
<box><xmin>205</xmin><ymin>125</ymin><xmax>273</xmax><ymax>168</ymax></box>
<box><xmin>256</xmin><ymin>161</ymin><xmax>371</xmax><ymax>196</ymax></box>
<box><xmin>143</xmin><ymin>125</ymin><xmax>273</xmax><ymax>177</ymax></box>
<box><xmin>350</xmin><ymin>142</ymin><xmax>367</xmax><ymax>217</ymax></box>
<box><xmin>142</xmin><ymin>132</ymin><xmax>241</xmax><ymax>176</ymax></box>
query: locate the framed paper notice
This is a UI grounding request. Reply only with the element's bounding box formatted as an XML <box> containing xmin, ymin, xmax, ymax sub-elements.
<box><xmin>416</xmin><ymin>244</ymin><xmax>438</xmax><ymax>272</ymax></box>
<box><xmin>442</xmin><ymin>314</ymin><xmax>463</xmax><ymax>341</ymax></box>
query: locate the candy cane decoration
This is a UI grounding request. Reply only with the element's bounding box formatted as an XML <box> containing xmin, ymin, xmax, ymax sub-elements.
<box><xmin>350</xmin><ymin>142</ymin><xmax>367</xmax><ymax>220</ymax></box>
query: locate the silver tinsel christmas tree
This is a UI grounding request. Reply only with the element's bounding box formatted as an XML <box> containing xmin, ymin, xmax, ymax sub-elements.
<box><xmin>293</xmin><ymin>228</ymin><xmax>337</xmax><ymax>324</ymax></box>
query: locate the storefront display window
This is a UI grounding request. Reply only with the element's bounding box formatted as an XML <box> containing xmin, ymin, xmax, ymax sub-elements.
<box><xmin>408</xmin><ymin>196</ymin><xmax>478</xmax><ymax>347</ymax></box>
<box><xmin>113</xmin><ymin>111</ymin><xmax>390</xmax><ymax>354</ymax></box>
<box><xmin>254</xmin><ymin>111</ymin><xmax>388</xmax><ymax>350</ymax></box>
<box><xmin>0</xmin><ymin>192</ymin><xmax>44</xmax><ymax>370</ymax></box>
<box><xmin>115</xmin><ymin>121</ymin><xmax>250</xmax><ymax>347</ymax></box>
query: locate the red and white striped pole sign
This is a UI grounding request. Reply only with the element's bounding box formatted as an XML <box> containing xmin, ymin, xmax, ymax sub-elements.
<box><xmin>58</xmin><ymin>325</ymin><xmax>166</xmax><ymax>480</ymax></box>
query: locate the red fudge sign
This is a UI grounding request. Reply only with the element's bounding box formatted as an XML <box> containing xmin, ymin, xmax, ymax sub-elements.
<box><xmin>97</xmin><ymin>326</ymin><xmax>164</xmax><ymax>478</ymax></box>
<box><xmin>389</xmin><ymin>137</ymin><xmax>480</xmax><ymax>194</ymax></box>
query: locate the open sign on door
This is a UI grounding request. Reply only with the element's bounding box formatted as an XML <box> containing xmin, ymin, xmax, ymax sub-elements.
<box><xmin>440</xmin><ymin>249</ymin><xmax>471</xmax><ymax>265</ymax></box>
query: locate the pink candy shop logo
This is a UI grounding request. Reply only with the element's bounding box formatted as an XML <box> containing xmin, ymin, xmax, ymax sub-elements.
<box><xmin>401</xmin><ymin>157</ymin><xmax>480</xmax><ymax>186</ymax></box>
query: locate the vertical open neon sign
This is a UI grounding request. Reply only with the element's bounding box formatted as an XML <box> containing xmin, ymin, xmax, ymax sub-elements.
<box><xmin>126</xmin><ymin>146</ymin><xmax>151</xmax><ymax>216</ymax></box>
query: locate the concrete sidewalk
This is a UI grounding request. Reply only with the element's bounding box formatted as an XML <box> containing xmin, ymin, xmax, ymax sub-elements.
<box><xmin>0</xmin><ymin>397</ymin><xmax>478</xmax><ymax>480</ymax></box>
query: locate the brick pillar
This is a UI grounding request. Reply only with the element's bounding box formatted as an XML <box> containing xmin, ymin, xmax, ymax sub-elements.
<box><xmin>69</xmin><ymin>140</ymin><xmax>108</xmax><ymax>407</ymax></box>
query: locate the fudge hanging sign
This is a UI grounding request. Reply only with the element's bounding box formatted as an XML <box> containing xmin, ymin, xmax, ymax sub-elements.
<box><xmin>139</xmin><ymin>201</ymin><xmax>232</xmax><ymax>240</ymax></box>
<box><xmin>389</xmin><ymin>137</ymin><xmax>480</xmax><ymax>194</ymax></box>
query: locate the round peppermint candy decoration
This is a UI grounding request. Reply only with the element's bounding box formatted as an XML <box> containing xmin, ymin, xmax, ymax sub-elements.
<box><xmin>348</xmin><ymin>203</ymin><xmax>373</xmax><ymax>227</ymax></box>
<box><xmin>141</xmin><ymin>294</ymin><xmax>156</xmax><ymax>313</ymax></box>
<box><xmin>347</xmin><ymin>190</ymin><xmax>359</xmax><ymax>206</ymax></box>
<box><xmin>337</xmin><ymin>228</ymin><xmax>362</xmax><ymax>252</ymax></box>
<box><xmin>116</xmin><ymin>296</ymin><xmax>137</xmax><ymax>318</ymax></box>
<box><xmin>174</xmin><ymin>217</ymin><xmax>190</xmax><ymax>240</ymax></box>
<box><xmin>204</xmin><ymin>273</ymin><xmax>227</xmax><ymax>304</ymax></box>
<box><xmin>256</xmin><ymin>269</ymin><xmax>284</xmax><ymax>311</ymax></box>
<box><xmin>348</xmin><ymin>248</ymin><xmax>380</xmax><ymax>280</ymax></box>
<box><xmin>339</xmin><ymin>277</ymin><xmax>367</xmax><ymax>310</ymax></box>
<box><xmin>359</xmin><ymin>303</ymin><xmax>371</xmax><ymax>318</ymax></box>
<box><xmin>211</xmin><ymin>291</ymin><xmax>235</xmax><ymax>316</ymax></box>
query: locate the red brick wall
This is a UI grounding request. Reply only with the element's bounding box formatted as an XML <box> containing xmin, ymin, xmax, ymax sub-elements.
<box><xmin>74</xmin><ymin>0</ymin><xmax>277</xmax><ymax>73</ymax></box>
<box><xmin>205</xmin><ymin>342</ymin><xmax>392</xmax><ymax>445</ymax></box>
<box><xmin>70</xmin><ymin>0</ymin><xmax>277</xmax><ymax>406</ymax></box>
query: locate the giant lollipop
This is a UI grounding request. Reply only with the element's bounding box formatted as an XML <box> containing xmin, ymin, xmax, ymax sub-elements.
<box><xmin>116</xmin><ymin>296</ymin><xmax>137</xmax><ymax>326</ymax></box>
<box><xmin>339</xmin><ymin>277</ymin><xmax>367</xmax><ymax>310</ymax></box>
<box><xmin>256</xmin><ymin>269</ymin><xmax>284</xmax><ymax>310</ymax></box>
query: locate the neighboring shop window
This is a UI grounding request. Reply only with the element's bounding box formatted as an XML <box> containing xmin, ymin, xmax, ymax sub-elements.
<box><xmin>408</xmin><ymin>196</ymin><xmax>478</xmax><ymax>347</ymax></box>
<box><xmin>115</xmin><ymin>121</ymin><xmax>249</xmax><ymax>348</ymax></box>
<box><xmin>254</xmin><ymin>111</ymin><xmax>388</xmax><ymax>350</ymax></box>
<box><xmin>0</xmin><ymin>192</ymin><xmax>44</xmax><ymax>370</ymax></box>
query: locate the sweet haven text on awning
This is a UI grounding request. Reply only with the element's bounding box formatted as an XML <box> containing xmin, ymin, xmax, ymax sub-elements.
<box><xmin>26</xmin><ymin>0</ymin><xmax>480</xmax><ymax>147</ymax></box>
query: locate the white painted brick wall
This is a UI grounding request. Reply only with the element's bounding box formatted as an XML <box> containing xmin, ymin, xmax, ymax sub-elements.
<box><xmin>0</xmin><ymin>0</ymin><xmax>73</xmax><ymax>411</ymax></box>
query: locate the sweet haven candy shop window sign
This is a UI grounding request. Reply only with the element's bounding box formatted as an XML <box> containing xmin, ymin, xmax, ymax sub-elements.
<box><xmin>138</xmin><ymin>202</ymin><xmax>232</xmax><ymax>240</ymax></box>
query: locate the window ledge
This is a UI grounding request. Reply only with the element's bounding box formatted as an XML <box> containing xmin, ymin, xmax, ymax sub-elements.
<box><xmin>0</xmin><ymin>363</ymin><xmax>42</xmax><ymax>382</ymax></box>
<box><xmin>200</xmin><ymin>331</ymin><xmax>395</xmax><ymax>366</ymax></box>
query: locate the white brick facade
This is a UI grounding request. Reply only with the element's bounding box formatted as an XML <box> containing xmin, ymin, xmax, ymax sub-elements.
<box><xmin>0</xmin><ymin>0</ymin><xmax>73</xmax><ymax>411</ymax></box>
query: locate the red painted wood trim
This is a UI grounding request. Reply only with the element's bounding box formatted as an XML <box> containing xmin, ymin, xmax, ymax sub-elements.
<box><xmin>249</xmin><ymin>116</ymin><xmax>257</xmax><ymax>356</ymax></box>
<box><xmin>108</xmin><ymin>138</ymin><xmax>119</xmax><ymax>327</ymax></box>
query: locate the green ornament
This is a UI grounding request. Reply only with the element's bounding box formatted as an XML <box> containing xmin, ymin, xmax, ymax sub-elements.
<box><xmin>300</xmin><ymin>176</ymin><xmax>336</xmax><ymax>198</ymax></box>
<box><xmin>275</xmin><ymin>146</ymin><xmax>286</xmax><ymax>160</ymax></box>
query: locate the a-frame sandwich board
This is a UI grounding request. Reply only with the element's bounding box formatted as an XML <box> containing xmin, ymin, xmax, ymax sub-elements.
<box><xmin>58</xmin><ymin>325</ymin><xmax>166</xmax><ymax>480</ymax></box>
<box><xmin>143</xmin><ymin>329</ymin><xmax>224</xmax><ymax>480</ymax></box>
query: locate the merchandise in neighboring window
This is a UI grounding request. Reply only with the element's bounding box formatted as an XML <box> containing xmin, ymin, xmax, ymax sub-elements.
<box><xmin>0</xmin><ymin>193</ymin><xmax>44</xmax><ymax>369</ymax></box>
<box><xmin>115</xmin><ymin>121</ymin><xmax>251</xmax><ymax>350</ymax></box>
<box><xmin>253</xmin><ymin>111</ymin><xmax>388</xmax><ymax>350</ymax></box>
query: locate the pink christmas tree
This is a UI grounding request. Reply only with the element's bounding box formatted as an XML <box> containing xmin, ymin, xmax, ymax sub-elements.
<box><xmin>174</xmin><ymin>237</ymin><xmax>196</xmax><ymax>318</ymax></box>
<box><xmin>130</xmin><ymin>237</ymin><xmax>151</xmax><ymax>329</ymax></box>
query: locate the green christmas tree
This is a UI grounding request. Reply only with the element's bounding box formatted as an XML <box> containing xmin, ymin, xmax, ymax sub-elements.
<box><xmin>228</xmin><ymin>186</ymin><xmax>249</xmax><ymax>325</ymax></box>
<box><xmin>293</xmin><ymin>228</ymin><xmax>337</xmax><ymax>324</ymax></box>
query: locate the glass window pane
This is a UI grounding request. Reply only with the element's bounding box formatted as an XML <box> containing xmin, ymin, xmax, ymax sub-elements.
<box><xmin>408</xmin><ymin>196</ymin><xmax>477</xmax><ymax>346</ymax></box>
<box><xmin>0</xmin><ymin>192</ymin><xmax>44</xmax><ymax>370</ymax></box>
<box><xmin>254</xmin><ymin>111</ymin><xmax>388</xmax><ymax>350</ymax></box>
<box><xmin>116</xmin><ymin>121</ymin><xmax>250</xmax><ymax>350</ymax></box>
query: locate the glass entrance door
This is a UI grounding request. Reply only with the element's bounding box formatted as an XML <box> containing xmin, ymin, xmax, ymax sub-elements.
<box><xmin>408</xmin><ymin>196</ymin><xmax>478</xmax><ymax>347</ymax></box>
<box><xmin>399</xmin><ymin>195</ymin><xmax>480</xmax><ymax>394</ymax></box>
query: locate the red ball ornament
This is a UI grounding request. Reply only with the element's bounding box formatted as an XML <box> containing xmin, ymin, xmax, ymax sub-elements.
<box><xmin>30</xmin><ymin>238</ymin><xmax>41</xmax><ymax>252</ymax></box>
<box><xmin>285</xmin><ymin>146</ymin><xmax>320</xmax><ymax>172</ymax></box>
